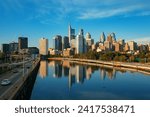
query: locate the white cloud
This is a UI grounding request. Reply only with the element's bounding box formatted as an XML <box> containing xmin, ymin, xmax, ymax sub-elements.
<box><xmin>1</xmin><ymin>0</ymin><xmax>150</xmax><ymax>22</ymax></box>
<box><xmin>78</xmin><ymin>5</ymin><xmax>148</xmax><ymax>19</ymax></box>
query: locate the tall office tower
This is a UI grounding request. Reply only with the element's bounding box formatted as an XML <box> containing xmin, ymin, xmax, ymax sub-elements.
<box><xmin>18</xmin><ymin>37</ymin><xmax>28</xmax><ymax>51</ymax></box>
<box><xmin>111</xmin><ymin>33</ymin><xmax>116</xmax><ymax>42</ymax></box>
<box><xmin>68</xmin><ymin>24</ymin><xmax>75</xmax><ymax>44</ymax></box>
<box><xmin>1</xmin><ymin>44</ymin><xmax>9</xmax><ymax>54</ymax></box>
<box><xmin>62</xmin><ymin>36</ymin><xmax>70</xmax><ymax>50</ymax></box>
<box><xmin>53</xmin><ymin>35</ymin><xmax>62</xmax><ymax>51</ymax></box>
<box><xmin>76</xmin><ymin>29</ymin><xmax>87</xmax><ymax>54</ymax></box>
<box><xmin>128</xmin><ymin>41</ymin><xmax>137</xmax><ymax>51</ymax></box>
<box><xmin>100</xmin><ymin>32</ymin><xmax>106</xmax><ymax>43</ymax></box>
<box><xmin>39</xmin><ymin>38</ymin><xmax>48</xmax><ymax>55</ymax></box>
<box><xmin>107</xmin><ymin>34</ymin><xmax>113</xmax><ymax>43</ymax></box>
<box><xmin>9</xmin><ymin>42</ymin><xmax>18</xmax><ymax>53</ymax></box>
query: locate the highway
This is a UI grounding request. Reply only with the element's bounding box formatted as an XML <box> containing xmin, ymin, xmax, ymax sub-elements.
<box><xmin>0</xmin><ymin>60</ymin><xmax>33</xmax><ymax>97</ymax></box>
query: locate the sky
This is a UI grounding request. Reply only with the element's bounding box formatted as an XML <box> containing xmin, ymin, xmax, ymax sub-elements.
<box><xmin>0</xmin><ymin>0</ymin><xmax>150</xmax><ymax>48</ymax></box>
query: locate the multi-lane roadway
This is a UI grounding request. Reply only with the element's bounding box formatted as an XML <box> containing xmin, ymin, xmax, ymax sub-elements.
<box><xmin>0</xmin><ymin>60</ymin><xmax>33</xmax><ymax>98</ymax></box>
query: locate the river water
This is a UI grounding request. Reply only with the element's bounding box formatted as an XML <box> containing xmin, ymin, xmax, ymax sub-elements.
<box><xmin>30</xmin><ymin>60</ymin><xmax>150</xmax><ymax>100</ymax></box>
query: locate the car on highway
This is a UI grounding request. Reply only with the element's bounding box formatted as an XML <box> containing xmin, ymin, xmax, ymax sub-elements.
<box><xmin>1</xmin><ymin>79</ymin><xmax>11</xmax><ymax>86</ymax></box>
<box><xmin>12</xmin><ymin>70</ymin><xmax>18</xmax><ymax>73</ymax></box>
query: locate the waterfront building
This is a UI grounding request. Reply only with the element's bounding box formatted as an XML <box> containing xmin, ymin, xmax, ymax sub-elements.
<box><xmin>68</xmin><ymin>24</ymin><xmax>75</xmax><ymax>44</ymax></box>
<box><xmin>63</xmin><ymin>48</ymin><xmax>74</xmax><ymax>57</ymax></box>
<box><xmin>18</xmin><ymin>37</ymin><xmax>28</xmax><ymax>51</ymax></box>
<box><xmin>39</xmin><ymin>38</ymin><xmax>48</xmax><ymax>56</ymax></box>
<box><xmin>9</xmin><ymin>42</ymin><xmax>18</xmax><ymax>53</ymax></box>
<box><xmin>1</xmin><ymin>44</ymin><xmax>9</xmax><ymax>54</ymax></box>
<box><xmin>100</xmin><ymin>32</ymin><xmax>106</xmax><ymax>43</ymax></box>
<box><xmin>53</xmin><ymin>35</ymin><xmax>62</xmax><ymax>51</ymax></box>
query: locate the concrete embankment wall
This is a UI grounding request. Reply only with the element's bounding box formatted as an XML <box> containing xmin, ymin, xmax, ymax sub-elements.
<box><xmin>1</xmin><ymin>58</ymin><xmax>40</xmax><ymax>100</ymax></box>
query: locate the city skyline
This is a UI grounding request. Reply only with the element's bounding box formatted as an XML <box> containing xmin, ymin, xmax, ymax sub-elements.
<box><xmin>0</xmin><ymin>0</ymin><xmax>150</xmax><ymax>48</ymax></box>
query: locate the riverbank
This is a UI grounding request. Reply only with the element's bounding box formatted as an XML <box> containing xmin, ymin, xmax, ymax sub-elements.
<box><xmin>48</xmin><ymin>57</ymin><xmax>150</xmax><ymax>73</ymax></box>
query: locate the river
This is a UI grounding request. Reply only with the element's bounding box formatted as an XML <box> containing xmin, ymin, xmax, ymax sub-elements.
<box><xmin>30</xmin><ymin>60</ymin><xmax>150</xmax><ymax>100</ymax></box>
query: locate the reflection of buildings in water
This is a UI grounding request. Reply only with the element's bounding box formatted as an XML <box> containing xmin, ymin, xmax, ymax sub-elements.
<box><xmin>68</xmin><ymin>75</ymin><xmax>75</xmax><ymax>89</ymax></box>
<box><xmin>68</xmin><ymin>65</ymin><xmax>86</xmax><ymax>89</ymax></box>
<box><xmin>39</xmin><ymin>61</ymin><xmax>48</xmax><ymax>78</ymax></box>
<box><xmin>113</xmin><ymin>69</ymin><xmax>116</xmax><ymax>79</ymax></box>
<box><xmin>86</xmin><ymin>66</ymin><xmax>92</xmax><ymax>80</ymax></box>
<box><xmin>100</xmin><ymin>68</ymin><xmax>106</xmax><ymax>80</ymax></box>
<box><xmin>63</xmin><ymin>67</ymin><xmax>69</xmax><ymax>77</ymax></box>
<box><xmin>76</xmin><ymin>65</ymin><xmax>86</xmax><ymax>84</ymax></box>
<box><xmin>105</xmin><ymin>68</ymin><xmax>116</xmax><ymax>80</ymax></box>
<box><xmin>48</xmin><ymin>61</ymin><xmax>55</xmax><ymax>67</ymax></box>
<box><xmin>62</xmin><ymin>60</ymin><xmax>70</xmax><ymax>68</ymax></box>
<box><xmin>53</xmin><ymin>62</ymin><xmax>62</xmax><ymax>78</ymax></box>
<box><xmin>100</xmin><ymin>67</ymin><xmax>116</xmax><ymax>80</ymax></box>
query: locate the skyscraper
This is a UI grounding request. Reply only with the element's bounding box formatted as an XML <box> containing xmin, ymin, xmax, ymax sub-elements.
<box><xmin>53</xmin><ymin>35</ymin><xmax>62</xmax><ymax>51</ymax></box>
<box><xmin>62</xmin><ymin>36</ymin><xmax>70</xmax><ymax>50</ymax></box>
<box><xmin>111</xmin><ymin>33</ymin><xmax>116</xmax><ymax>42</ymax></box>
<box><xmin>39</xmin><ymin>38</ymin><xmax>48</xmax><ymax>55</ymax></box>
<box><xmin>100</xmin><ymin>32</ymin><xmax>106</xmax><ymax>43</ymax></box>
<box><xmin>76</xmin><ymin>29</ymin><xmax>87</xmax><ymax>54</ymax></box>
<box><xmin>68</xmin><ymin>24</ymin><xmax>75</xmax><ymax>44</ymax></box>
<box><xmin>18</xmin><ymin>37</ymin><xmax>28</xmax><ymax>51</ymax></box>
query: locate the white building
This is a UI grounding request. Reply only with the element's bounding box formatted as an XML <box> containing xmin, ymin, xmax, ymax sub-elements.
<box><xmin>39</xmin><ymin>38</ymin><xmax>48</xmax><ymax>55</ymax></box>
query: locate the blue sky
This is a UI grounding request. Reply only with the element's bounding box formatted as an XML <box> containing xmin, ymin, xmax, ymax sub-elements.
<box><xmin>0</xmin><ymin>0</ymin><xmax>150</xmax><ymax>48</ymax></box>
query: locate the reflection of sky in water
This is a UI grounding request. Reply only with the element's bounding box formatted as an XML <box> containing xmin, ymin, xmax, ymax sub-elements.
<box><xmin>30</xmin><ymin>60</ymin><xmax>150</xmax><ymax>100</ymax></box>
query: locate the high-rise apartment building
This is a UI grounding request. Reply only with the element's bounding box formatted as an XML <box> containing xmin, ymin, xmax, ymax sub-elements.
<box><xmin>39</xmin><ymin>38</ymin><xmax>48</xmax><ymax>55</ymax></box>
<box><xmin>18</xmin><ymin>37</ymin><xmax>28</xmax><ymax>51</ymax></box>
